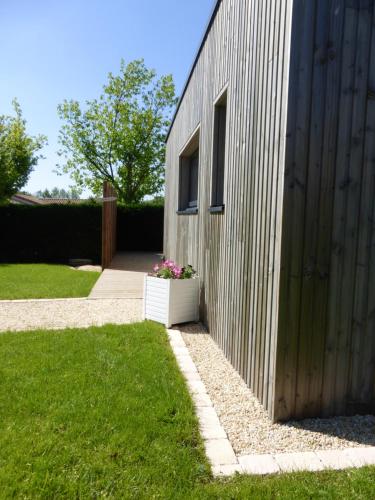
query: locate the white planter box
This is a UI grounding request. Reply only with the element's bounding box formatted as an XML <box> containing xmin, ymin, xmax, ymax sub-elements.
<box><xmin>144</xmin><ymin>276</ymin><xmax>200</xmax><ymax>328</ymax></box>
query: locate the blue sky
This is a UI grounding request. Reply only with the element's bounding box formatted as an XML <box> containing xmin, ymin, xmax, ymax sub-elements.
<box><xmin>0</xmin><ymin>0</ymin><xmax>215</xmax><ymax>194</ymax></box>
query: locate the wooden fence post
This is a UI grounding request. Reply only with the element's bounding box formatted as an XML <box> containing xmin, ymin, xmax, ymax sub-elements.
<box><xmin>101</xmin><ymin>182</ymin><xmax>117</xmax><ymax>269</ymax></box>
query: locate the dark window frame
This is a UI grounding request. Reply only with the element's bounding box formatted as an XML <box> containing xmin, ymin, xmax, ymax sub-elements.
<box><xmin>178</xmin><ymin>126</ymin><xmax>200</xmax><ymax>215</ymax></box>
<box><xmin>187</xmin><ymin>149</ymin><xmax>199</xmax><ymax>208</ymax></box>
<box><xmin>210</xmin><ymin>87</ymin><xmax>228</xmax><ymax>213</ymax></box>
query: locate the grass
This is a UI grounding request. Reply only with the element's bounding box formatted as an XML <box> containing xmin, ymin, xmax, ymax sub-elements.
<box><xmin>0</xmin><ymin>322</ymin><xmax>374</xmax><ymax>499</ymax></box>
<box><xmin>0</xmin><ymin>264</ymin><xmax>100</xmax><ymax>299</ymax></box>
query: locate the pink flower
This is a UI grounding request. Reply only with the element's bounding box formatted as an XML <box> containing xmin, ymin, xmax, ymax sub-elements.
<box><xmin>173</xmin><ymin>265</ymin><xmax>182</xmax><ymax>279</ymax></box>
<box><xmin>151</xmin><ymin>259</ymin><xmax>187</xmax><ymax>279</ymax></box>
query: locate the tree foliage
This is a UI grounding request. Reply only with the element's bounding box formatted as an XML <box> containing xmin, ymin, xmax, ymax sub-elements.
<box><xmin>57</xmin><ymin>59</ymin><xmax>177</xmax><ymax>204</ymax></box>
<box><xmin>0</xmin><ymin>100</ymin><xmax>47</xmax><ymax>202</ymax></box>
<box><xmin>36</xmin><ymin>186</ymin><xmax>81</xmax><ymax>199</ymax></box>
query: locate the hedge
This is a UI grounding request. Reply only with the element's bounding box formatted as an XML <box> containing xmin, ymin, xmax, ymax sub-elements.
<box><xmin>117</xmin><ymin>205</ymin><xmax>164</xmax><ymax>252</ymax></box>
<box><xmin>0</xmin><ymin>204</ymin><xmax>164</xmax><ymax>264</ymax></box>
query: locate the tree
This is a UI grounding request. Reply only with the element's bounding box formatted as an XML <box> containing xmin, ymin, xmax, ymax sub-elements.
<box><xmin>36</xmin><ymin>186</ymin><xmax>80</xmax><ymax>199</ymax></box>
<box><xmin>0</xmin><ymin>100</ymin><xmax>47</xmax><ymax>202</ymax></box>
<box><xmin>57</xmin><ymin>59</ymin><xmax>177</xmax><ymax>205</ymax></box>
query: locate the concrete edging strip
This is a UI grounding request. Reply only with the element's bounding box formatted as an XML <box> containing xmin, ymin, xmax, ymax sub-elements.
<box><xmin>167</xmin><ymin>328</ymin><xmax>375</xmax><ymax>477</ymax></box>
<box><xmin>167</xmin><ymin>328</ymin><xmax>241</xmax><ymax>476</ymax></box>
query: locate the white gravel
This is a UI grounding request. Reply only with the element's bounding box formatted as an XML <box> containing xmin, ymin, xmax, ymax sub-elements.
<box><xmin>179</xmin><ymin>324</ymin><xmax>375</xmax><ymax>456</ymax></box>
<box><xmin>0</xmin><ymin>298</ymin><xmax>142</xmax><ymax>332</ymax></box>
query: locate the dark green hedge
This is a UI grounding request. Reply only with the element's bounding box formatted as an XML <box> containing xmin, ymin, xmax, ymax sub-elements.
<box><xmin>0</xmin><ymin>204</ymin><xmax>164</xmax><ymax>264</ymax></box>
<box><xmin>117</xmin><ymin>205</ymin><xmax>164</xmax><ymax>252</ymax></box>
<box><xmin>0</xmin><ymin>204</ymin><xmax>102</xmax><ymax>264</ymax></box>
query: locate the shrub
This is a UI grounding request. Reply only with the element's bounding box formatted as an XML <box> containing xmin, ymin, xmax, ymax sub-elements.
<box><xmin>0</xmin><ymin>203</ymin><xmax>164</xmax><ymax>263</ymax></box>
<box><xmin>0</xmin><ymin>204</ymin><xmax>102</xmax><ymax>263</ymax></box>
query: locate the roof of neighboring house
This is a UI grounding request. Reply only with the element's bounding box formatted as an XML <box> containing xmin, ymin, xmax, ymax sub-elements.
<box><xmin>11</xmin><ymin>194</ymin><xmax>90</xmax><ymax>205</ymax></box>
<box><xmin>41</xmin><ymin>198</ymin><xmax>88</xmax><ymax>205</ymax></box>
<box><xmin>166</xmin><ymin>0</ymin><xmax>223</xmax><ymax>142</ymax></box>
<box><xmin>11</xmin><ymin>194</ymin><xmax>45</xmax><ymax>205</ymax></box>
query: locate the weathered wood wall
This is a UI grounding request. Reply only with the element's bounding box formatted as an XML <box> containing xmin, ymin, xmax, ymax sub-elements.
<box><xmin>274</xmin><ymin>0</ymin><xmax>375</xmax><ymax>421</ymax></box>
<box><xmin>101</xmin><ymin>182</ymin><xmax>117</xmax><ymax>269</ymax></box>
<box><xmin>164</xmin><ymin>0</ymin><xmax>293</xmax><ymax>415</ymax></box>
<box><xmin>165</xmin><ymin>0</ymin><xmax>375</xmax><ymax>421</ymax></box>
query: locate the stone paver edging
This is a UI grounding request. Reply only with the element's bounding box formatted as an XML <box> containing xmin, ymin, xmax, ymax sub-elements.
<box><xmin>167</xmin><ymin>328</ymin><xmax>375</xmax><ymax>477</ymax></box>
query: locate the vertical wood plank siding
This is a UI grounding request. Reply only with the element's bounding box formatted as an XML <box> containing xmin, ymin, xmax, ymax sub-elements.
<box><xmin>274</xmin><ymin>0</ymin><xmax>375</xmax><ymax>420</ymax></box>
<box><xmin>165</xmin><ymin>0</ymin><xmax>375</xmax><ymax>421</ymax></box>
<box><xmin>164</xmin><ymin>0</ymin><xmax>293</xmax><ymax>416</ymax></box>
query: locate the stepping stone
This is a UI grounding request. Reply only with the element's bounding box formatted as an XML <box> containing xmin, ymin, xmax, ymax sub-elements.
<box><xmin>183</xmin><ymin>370</ymin><xmax>201</xmax><ymax>382</ymax></box>
<box><xmin>167</xmin><ymin>329</ymin><xmax>184</xmax><ymax>342</ymax></box>
<box><xmin>169</xmin><ymin>338</ymin><xmax>186</xmax><ymax>350</ymax></box>
<box><xmin>197</xmin><ymin>407</ymin><xmax>227</xmax><ymax>440</ymax></box>
<box><xmin>193</xmin><ymin>391</ymin><xmax>213</xmax><ymax>407</ymax></box>
<box><xmin>344</xmin><ymin>447</ymin><xmax>375</xmax><ymax>467</ymax></box>
<box><xmin>205</xmin><ymin>439</ymin><xmax>238</xmax><ymax>466</ymax></box>
<box><xmin>239</xmin><ymin>454</ymin><xmax>280</xmax><ymax>475</ymax></box>
<box><xmin>316</xmin><ymin>449</ymin><xmax>356</xmax><ymax>470</ymax></box>
<box><xmin>187</xmin><ymin>379</ymin><xmax>207</xmax><ymax>394</ymax></box>
<box><xmin>273</xmin><ymin>451</ymin><xmax>324</xmax><ymax>472</ymax></box>
<box><xmin>212</xmin><ymin>464</ymin><xmax>243</xmax><ymax>476</ymax></box>
<box><xmin>175</xmin><ymin>355</ymin><xmax>198</xmax><ymax>373</ymax></box>
<box><xmin>171</xmin><ymin>346</ymin><xmax>190</xmax><ymax>356</ymax></box>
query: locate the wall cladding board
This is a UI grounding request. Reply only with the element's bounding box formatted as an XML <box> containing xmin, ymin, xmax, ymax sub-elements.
<box><xmin>274</xmin><ymin>0</ymin><xmax>375</xmax><ymax>421</ymax></box>
<box><xmin>165</xmin><ymin>0</ymin><xmax>375</xmax><ymax>421</ymax></box>
<box><xmin>165</xmin><ymin>0</ymin><xmax>293</xmax><ymax>416</ymax></box>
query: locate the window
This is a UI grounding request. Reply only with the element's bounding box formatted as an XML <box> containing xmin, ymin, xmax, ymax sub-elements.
<box><xmin>211</xmin><ymin>89</ymin><xmax>227</xmax><ymax>210</ymax></box>
<box><xmin>178</xmin><ymin>127</ymin><xmax>200</xmax><ymax>214</ymax></box>
<box><xmin>187</xmin><ymin>149</ymin><xmax>199</xmax><ymax>207</ymax></box>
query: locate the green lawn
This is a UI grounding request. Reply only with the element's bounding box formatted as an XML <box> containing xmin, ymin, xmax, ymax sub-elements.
<box><xmin>0</xmin><ymin>322</ymin><xmax>374</xmax><ymax>499</ymax></box>
<box><xmin>0</xmin><ymin>264</ymin><xmax>100</xmax><ymax>299</ymax></box>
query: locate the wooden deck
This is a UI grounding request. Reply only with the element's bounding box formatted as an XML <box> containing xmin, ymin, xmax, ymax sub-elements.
<box><xmin>89</xmin><ymin>252</ymin><xmax>161</xmax><ymax>299</ymax></box>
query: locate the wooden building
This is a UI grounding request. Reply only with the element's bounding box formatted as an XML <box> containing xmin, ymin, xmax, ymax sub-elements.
<box><xmin>164</xmin><ymin>0</ymin><xmax>375</xmax><ymax>421</ymax></box>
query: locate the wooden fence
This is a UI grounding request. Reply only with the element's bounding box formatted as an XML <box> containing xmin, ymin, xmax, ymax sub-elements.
<box><xmin>101</xmin><ymin>182</ymin><xmax>117</xmax><ymax>269</ymax></box>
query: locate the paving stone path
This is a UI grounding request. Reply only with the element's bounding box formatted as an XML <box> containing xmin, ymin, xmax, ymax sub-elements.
<box><xmin>89</xmin><ymin>252</ymin><xmax>160</xmax><ymax>299</ymax></box>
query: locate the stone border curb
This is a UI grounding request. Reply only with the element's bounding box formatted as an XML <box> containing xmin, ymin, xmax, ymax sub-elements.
<box><xmin>167</xmin><ymin>328</ymin><xmax>375</xmax><ymax>477</ymax></box>
<box><xmin>167</xmin><ymin>328</ymin><xmax>240</xmax><ymax>475</ymax></box>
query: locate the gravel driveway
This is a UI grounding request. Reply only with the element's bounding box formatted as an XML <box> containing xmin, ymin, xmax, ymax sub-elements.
<box><xmin>0</xmin><ymin>298</ymin><xmax>142</xmax><ymax>332</ymax></box>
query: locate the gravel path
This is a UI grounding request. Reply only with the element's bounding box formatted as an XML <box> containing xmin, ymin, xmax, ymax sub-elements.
<box><xmin>0</xmin><ymin>298</ymin><xmax>142</xmax><ymax>332</ymax></box>
<box><xmin>180</xmin><ymin>324</ymin><xmax>375</xmax><ymax>456</ymax></box>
